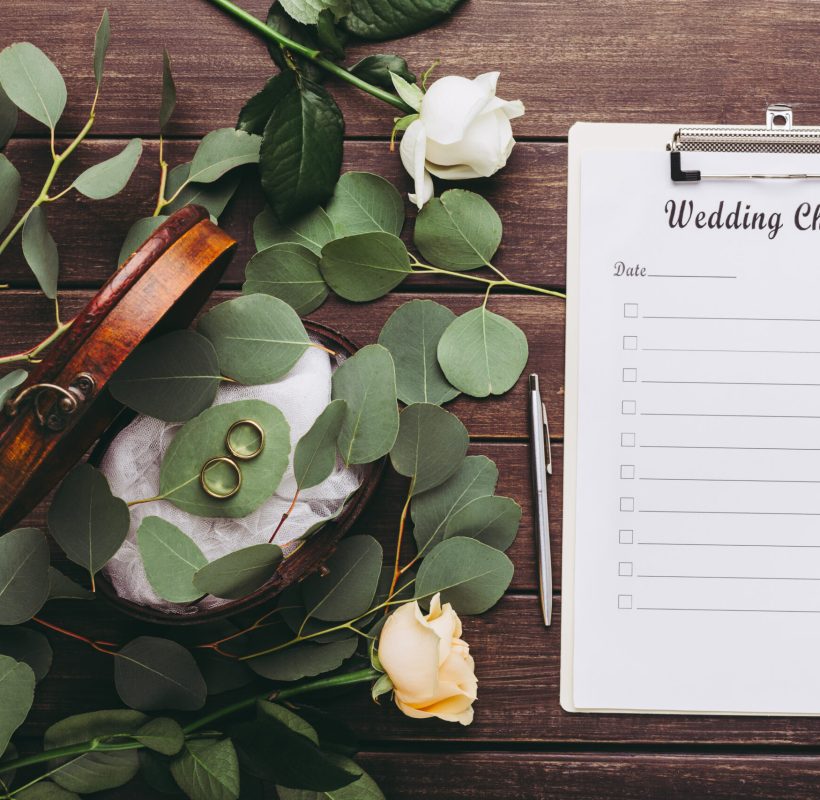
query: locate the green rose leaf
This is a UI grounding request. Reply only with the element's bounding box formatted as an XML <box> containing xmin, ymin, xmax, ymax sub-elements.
<box><xmin>137</xmin><ymin>516</ymin><xmax>207</xmax><ymax>603</ymax></box>
<box><xmin>350</xmin><ymin>55</ymin><xmax>415</xmax><ymax>90</ymax></box>
<box><xmin>378</xmin><ymin>299</ymin><xmax>459</xmax><ymax>405</ymax></box>
<box><xmin>46</xmin><ymin>710</ymin><xmax>148</xmax><ymax>793</ymax></box>
<box><xmin>159</xmin><ymin>399</ymin><xmax>291</xmax><ymax>518</ymax></box>
<box><xmin>199</xmin><ymin>294</ymin><xmax>310</xmax><ymax>384</ymax></box>
<box><xmin>118</xmin><ymin>215</ymin><xmax>167</xmax><ymax>266</ymax></box>
<box><xmin>277</xmin><ymin>754</ymin><xmax>385</xmax><ymax>800</ymax></box>
<box><xmin>0</xmin><ymin>628</ymin><xmax>52</xmax><ymax>682</ymax></box>
<box><xmin>193</xmin><ymin>543</ymin><xmax>283</xmax><ymax>599</ymax></box>
<box><xmin>320</xmin><ymin>232</ymin><xmax>411</xmax><ymax>302</ymax></box>
<box><xmin>390</xmin><ymin>71</ymin><xmax>423</xmax><ymax>111</ymax></box>
<box><xmin>301</xmin><ymin>534</ymin><xmax>382</xmax><ymax>621</ymax></box>
<box><xmin>254</xmin><ymin>204</ymin><xmax>335</xmax><ymax>256</ymax></box>
<box><xmin>414</xmin><ymin>189</ymin><xmax>502</xmax><ymax>271</ymax></box>
<box><xmin>0</xmin><ymin>42</ymin><xmax>66</xmax><ymax>130</ymax></box>
<box><xmin>294</xmin><ymin>399</ymin><xmax>347</xmax><ymax>490</ymax></box>
<box><xmin>0</xmin><ymin>86</ymin><xmax>18</xmax><ymax>148</ymax></box>
<box><xmin>15</xmin><ymin>782</ymin><xmax>80</xmax><ymax>799</ymax></box>
<box><xmin>0</xmin><ymin>154</ymin><xmax>21</xmax><ymax>233</ymax></box>
<box><xmin>243</xmin><ymin>243</ymin><xmax>329</xmax><ymax>316</ymax></box>
<box><xmin>411</xmin><ymin>454</ymin><xmax>498</xmax><ymax>552</ymax></box>
<box><xmin>159</xmin><ymin>49</ymin><xmax>176</xmax><ymax>131</ymax></box>
<box><xmin>92</xmin><ymin>8</ymin><xmax>110</xmax><ymax>88</ymax></box>
<box><xmin>48</xmin><ymin>567</ymin><xmax>94</xmax><ymax>600</ymax></box>
<box><xmin>109</xmin><ymin>330</ymin><xmax>221</xmax><ymax>422</ymax></box>
<box><xmin>21</xmin><ymin>206</ymin><xmax>58</xmax><ymax>299</ymax></box>
<box><xmin>237</xmin><ymin>71</ymin><xmax>296</xmax><ymax>136</ymax></box>
<box><xmin>248</xmin><ymin>637</ymin><xmax>357</xmax><ymax>682</ymax></box>
<box><xmin>260</xmin><ymin>78</ymin><xmax>344</xmax><ymax>222</ymax></box>
<box><xmin>115</xmin><ymin>636</ymin><xmax>207</xmax><ymax>711</ymax></box>
<box><xmin>163</xmin><ymin>162</ymin><xmax>241</xmax><ymax>218</ymax></box>
<box><xmin>437</xmin><ymin>306</ymin><xmax>528</xmax><ymax>397</ymax></box>
<box><xmin>187</xmin><ymin>128</ymin><xmax>261</xmax><ymax>185</ymax></box>
<box><xmin>280</xmin><ymin>0</ymin><xmax>350</xmax><ymax>25</ymax></box>
<box><xmin>0</xmin><ymin>655</ymin><xmax>34</xmax><ymax>757</ymax></box>
<box><xmin>316</xmin><ymin>9</ymin><xmax>346</xmax><ymax>59</ymax></box>
<box><xmin>331</xmin><ymin>344</ymin><xmax>399</xmax><ymax>465</ymax></box>
<box><xmin>134</xmin><ymin>717</ymin><xmax>185</xmax><ymax>756</ymax></box>
<box><xmin>266</xmin><ymin>4</ymin><xmax>324</xmax><ymax>83</ymax></box>
<box><xmin>48</xmin><ymin>465</ymin><xmax>130</xmax><ymax>587</ymax></box>
<box><xmin>444</xmin><ymin>495</ymin><xmax>522</xmax><ymax>551</ymax></box>
<box><xmin>416</xmin><ymin>536</ymin><xmax>513</xmax><ymax>614</ymax></box>
<box><xmin>343</xmin><ymin>0</ymin><xmax>463</xmax><ymax>39</ymax></box>
<box><xmin>0</xmin><ymin>368</ymin><xmax>26</xmax><ymax>408</ymax></box>
<box><xmin>170</xmin><ymin>739</ymin><xmax>240</xmax><ymax>800</ymax></box>
<box><xmin>325</xmin><ymin>171</ymin><xmax>404</xmax><ymax>238</ymax></box>
<box><xmin>259</xmin><ymin>701</ymin><xmax>318</xmax><ymax>744</ymax></box>
<box><xmin>390</xmin><ymin>403</ymin><xmax>468</xmax><ymax>495</ymax></box>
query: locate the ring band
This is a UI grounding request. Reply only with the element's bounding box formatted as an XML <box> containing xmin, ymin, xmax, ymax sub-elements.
<box><xmin>200</xmin><ymin>456</ymin><xmax>242</xmax><ymax>499</ymax></box>
<box><xmin>226</xmin><ymin>419</ymin><xmax>266</xmax><ymax>461</ymax></box>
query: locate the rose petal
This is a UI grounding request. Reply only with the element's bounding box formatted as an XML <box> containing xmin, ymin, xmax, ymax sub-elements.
<box><xmin>400</xmin><ymin>119</ymin><xmax>434</xmax><ymax>209</ymax></box>
<box><xmin>425</xmin><ymin>110</ymin><xmax>514</xmax><ymax>177</ymax></box>
<box><xmin>421</xmin><ymin>75</ymin><xmax>496</xmax><ymax>145</ymax></box>
<box><xmin>483</xmin><ymin>96</ymin><xmax>526</xmax><ymax>120</ymax></box>
<box><xmin>379</xmin><ymin>600</ymin><xmax>441</xmax><ymax>699</ymax></box>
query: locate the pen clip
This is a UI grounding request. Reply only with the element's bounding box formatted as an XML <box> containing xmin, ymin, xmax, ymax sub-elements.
<box><xmin>542</xmin><ymin>402</ymin><xmax>552</xmax><ymax>475</ymax></box>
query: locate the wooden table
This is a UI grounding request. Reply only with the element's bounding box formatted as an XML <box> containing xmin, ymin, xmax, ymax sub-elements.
<box><xmin>5</xmin><ymin>1</ymin><xmax>820</xmax><ymax>797</ymax></box>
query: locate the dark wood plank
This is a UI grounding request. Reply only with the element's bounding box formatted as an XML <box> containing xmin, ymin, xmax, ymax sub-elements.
<box><xmin>5</xmin><ymin>1</ymin><xmax>820</xmax><ymax>138</ymax></box>
<box><xmin>0</xmin><ymin>140</ymin><xmax>566</xmax><ymax>288</ymax></box>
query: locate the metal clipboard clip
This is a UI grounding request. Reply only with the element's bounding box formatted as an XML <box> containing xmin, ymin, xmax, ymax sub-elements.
<box><xmin>669</xmin><ymin>104</ymin><xmax>820</xmax><ymax>182</ymax></box>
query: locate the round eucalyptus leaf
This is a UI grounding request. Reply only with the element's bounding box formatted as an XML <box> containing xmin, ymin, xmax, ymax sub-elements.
<box><xmin>187</xmin><ymin>127</ymin><xmax>261</xmax><ymax>184</ymax></box>
<box><xmin>0</xmin><ymin>654</ymin><xmax>34</xmax><ymax>758</ymax></box>
<box><xmin>437</xmin><ymin>306</ymin><xmax>528</xmax><ymax>397</ymax></box>
<box><xmin>277</xmin><ymin>585</ymin><xmax>355</xmax><ymax>644</ymax></box>
<box><xmin>414</xmin><ymin>189</ymin><xmax>502</xmax><ymax>271</ymax></box>
<box><xmin>198</xmin><ymin>294</ymin><xmax>310</xmax><ymax>384</ymax></box>
<box><xmin>118</xmin><ymin>215</ymin><xmax>167</xmax><ymax>266</ymax></box>
<box><xmin>109</xmin><ymin>330</ymin><xmax>221</xmax><ymax>422</ymax></box>
<box><xmin>294</xmin><ymin>399</ymin><xmax>346</xmax><ymax>489</ymax></box>
<box><xmin>14</xmin><ymin>781</ymin><xmax>80</xmax><ymax>799</ymax></box>
<box><xmin>170</xmin><ymin>739</ymin><xmax>239</xmax><ymax>800</ymax></box>
<box><xmin>0</xmin><ymin>627</ymin><xmax>52</xmax><ymax>682</ymax></box>
<box><xmin>134</xmin><ymin>717</ymin><xmax>185</xmax><ymax>756</ymax></box>
<box><xmin>331</xmin><ymin>344</ymin><xmax>399</xmax><ymax>465</ymax></box>
<box><xmin>196</xmin><ymin>650</ymin><xmax>254</xmax><ymax>695</ymax></box>
<box><xmin>390</xmin><ymin>403</ymin><xmax>468</xmax><ymax>495</ymax></box>
<box><xmin>164</xmin><ymin>162</ymin><xmax>241</xmax><ymax>218</ymax></box>
<box><xmin>22</xmin><ymin>205</ymin><xmax>58</xmax><ymax>300</ymax></box>
<box><xmin>115</xmin><ymin>636</ymin><xmax>206</xmax><ymax>712</ymax></box>
<box><xmin>320</xmin><ymin>232</ymin><xmax>411</xmax><ymax>302</ymax></box>
<box><xmin>48</xmin><ymin>567</ymin><xmax>94</xmax><ymax>601</ymax></box>
<box><xmin>0</xmin><ymin>85</ymin><xmax>18</xmax><ymax>148</ymax></box>
<box><xmin>325</xmin><ymin>171</ymin><xmax>404</xmax><ymax>237</ymax></box>
<box><xmin>193</xmin><ymin>543</ymin><xmax>283</xmax><ymax>599</ymax></box>
<box><xmin>48</xmin><ymin>464</ymin><xmax>130</xmax><ymax>585</ymax></box>
<box><xmin>0</xmin><ymin>42</ymin><xmax>66</xmax><ymax>130</ymax></box>
<box><xmin>378</xmin><ymin>299</ymin><xmax>459</xmax><ymax>405</ymax></box>
<box><xmin>0</xmin><ymin>154</ymin><xmax>21</xmax><ymax>234</ymax></box>
<box><xmin>301</xmin><ymin>535</ymin><xmax>382</xmax><ymax>622</ymax></box>
<box><xmin>72</xmin><ymin>138</ymin><xmax>143</xmax><ymax>200</ymax></box>
<box><xmin>159</xmin><ymin>399</ymin><xmax>291</xmax><ymax>518</ymax></box>
<box><xmin>247</xmin><ymin>637</ymin><xmax>357</xmax><ymax>682</ymax></box>
<box><xmin>254</xmin><ymin>204</ymin><xmax>335</xmax><ymax>255</ymax></box>
<box><xmin>0</xmin><ymin>369</ymin><xmax>26</xmax><ymax>409</ymax></box>
<box><xmin>444</xmin><ymin>495</ymin><xmax>522</xmax><ymax>551</ymax></box>
<box><xmin>243</xmin><ymin>243</ymin><xmax>329</xmax><ymax>315</ymax></box>
<box><xmin>137</xmin><ymin>516</ymin><xmax>207</xmax><ymax>603</ymax></box>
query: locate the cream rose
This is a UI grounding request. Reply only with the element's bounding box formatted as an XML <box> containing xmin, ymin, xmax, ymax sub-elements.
<box><xmin>377</xmin><ymin>592</ymin><xmax>477</xmax><ymax>725</ymax></box>
<box><xmin>398</xmin><ymin>71</ymin><xmax>525</xmax><ymax>208</ymax></box>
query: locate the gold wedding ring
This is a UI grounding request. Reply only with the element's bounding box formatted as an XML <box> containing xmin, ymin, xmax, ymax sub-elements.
<box><xmin>226</xmin><ymin>418</ymin><xmax>266</xmax><ymax>460</ymax></box>
<box><xmin>199</xmin><ymin>456</ymin><xmax>242</xmax><ymax>499</ymax></box>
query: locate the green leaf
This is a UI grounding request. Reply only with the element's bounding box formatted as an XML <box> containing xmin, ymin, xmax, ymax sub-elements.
<box><xmin>139</xmin><ymin>750</ymin><xmax>181</xmax><ymax>796</ymax></box>
<box><xmin>22</xmin><ymin>206</ymin><xmax>58</xmax><ymax>299</ymax></box>
<box><xmin>280</xmin><ymin>0</ymin><xmax>350</xmax><ymax>25</ymax></box>
<box><xmin>15</xmin><ymin>783</ymin><xmax>80</xmax><ymax>799</ymax></box>
<box><xmin>294</xmin><ymin>399</ymin><xmax>346</xmax><ymax>489</ymax></box>
<box><xmin>0</xmin><ymin>655</ymin><xmax>34</xmax><ymax>756</ymax></box>
<box><xmin>390</xmin><ymin>71</ymin><xmax>423</xmax><ymax>111</ymax></box>
<box><xmin>193</xmin><ymin>543</ymin><xmax>283</xmax><ymax>599</ymax></box>
<box><xmin>411</xmin><ymin>454</ymin><xmax>498</xmax><ymax>552</ymax></box>
<box><xmin>0</xmin><ymin>627</ymin><xmax>52</xmax><ymax>682</ymax></box>
<box><xmin>277</xmin><ymin>585</ymin><xmax>354</xmax><ymax>644</ymax></box>
<box><xmin>416</xmin><ymin>536</ymin><xmax>513</xmax><ymax>614</ymax></box>
<box><xmin>414</xmin><ymin>189</ymin><xmax>502</xmax><ymax>271</ymax></box>
<box><xmin>109</xmin><ymin>330</ymin><xmax>221</xmax><ymax>422</ymax></box>
<box><xmin>46</xmin><ymin>710</ymin><xmax>148</xmax><ymax>793</ymax></box>
<box><xmin>170</xmin><ymin>739</ymin><xmax>240</xmax><ymax>800</ymax></box>
<box><xmin>199</xmin><ymin>294</ymin><xmax>310</xmax><ymax>384</ymax></box>
<box><xmin>320</xmin><ymin>232</ymin><xmax>410</xmax><ymax>302</ymax></box>
<box><xmin>118</xmin><ymin>215</ymin><xmax>167</xmax><ymax>266</ymax></box>
<box><xmin>350</xmin><ymin>55</ymin><xmax>415</xmax><ymax>89</ymax></box>
<box><xmin>0</xmin><ymin>85</ymin><xmax>18</xmax><ymax>148</ymax></box>
<box><xmin>247</xmin><ymin>637</ymin><xmax>356</xmax><ymax>682</ymax></box>
<box><xmin>197</xmin><ymin>649</ymin><xmax>253</xmax><ymax>695</ymax></box>
<box><xmin>0</xmin><ymin>42</ymin><xmax>66</xmax><ymax>130</ymax></box>
<box><xmin>437</xmin><ymin>307</ymin><xmax>528</xmax><ymax>397</ymax></box>
<box><xmin>331</xmin><ymin>344</ymin><xmax>399</xmax><ymax>465</ymax></box>
<box><xmin>325</xmin><ymin>172</ymin><xmax>404</xmax><ymax>238</ymax></box>
<box><xmin>0</xmin><ymin>154</ymin><xmax>20</xmax><ymax>233</ymax></box>
<box><xmin>343</xmin><ymin>0</ymin><xmax>462</xmax><ymax>39</ymax></box>
<box><xmin>159</xmin><ymin>399</ymin><xmax>291</xmax><ymax>518</ymax></box>
<box><xmin>302</xmin><ymin>535</ymin><xmax>382</xmax><ymax>621</ymax></box>
<box><xmin>444</xmin><ymin>495</ymin><xmax>521</xmax><ymax>551</ymax></box>
<box><xmin>135</xmin><ymin>717</ymin><xmax>185</xmax><ymax>756</ymax></box>
<box><xmin>237</xmin><ymin>71</ymin><xmax>296</xmax><ymax>136</ymax></box>
<box><xmin>260</xmin><ymin>79</ymin><xmax>343</xmax><ymax>222</ymax></box>
<box><xmin>378</xmin><ymin>299</ymin><xmax>459</xmax><ymax>405</ymax></box>
<box><xmin>265</xmin><ymin>5</ymin><xmax>324</xmax><ymax>83</ymax></box>
<box><xmin>164</xmin><ymin>162</ymin><xmax>241</xmax><ymax>218</ymax></box>
<box><xmin>243</xmin><ymin>243</ymin><xmax>329</xmax><ymax>316</ymax></box>
<box><xmin>160</xmin><ymin>49</ymin><xmax>176</xmax><ymax>131</ymax></box>
<box><xmin>258</xmin><ymin>701</ymin><xmax>318</xmax><ymax>744</ymax></box>
<box><xmin>92</xmin><ymin>9</ymin><xmax>110</xmax><ymax>88</ymax></box>
<box><xmin>48</xmin><ymin>464</ymin><xmax>130</xmax><ymax>585</ymax></box>
<box><xmin>390</xmin><ymin>403</ymin><xmax>468</xmax><ymax>495</ymax></box>
<box><xmin>371</xmin><ymin>673</ymin><xmax>393</xmax><ymax>703</ymax></box>
<box><xmin>188</xmin><ymin>128</ymin><xmax>261</xmax><ymax>184</ymax></box>
<box><xmin>254</xmin><ymin>204</ymin><xmax>335</xmax><ymax>256</ymax></box>
<box><xmin>138</xmin><ymin>517</ymin><xmax>207</xmax><ymax>603</ymax></box>
<box><xmin>48</xmin><ymin>567</ymin><xmax>94</xmax><ymax>600</ymax></box>
<box><xmin>0</xmin><ymin>368</ymin><xmax>26</xmax><ymax>408</ymax></box>
<box><xmin>316</xmin><ymin>9</ymin><xmax>346</xmax><ymax>59</ymax></box>
<box><xmin>115</xmin><ymin>636</ymin><xmax>207</xmax><ymax>711</ymax></box>
<box><xmin>277</xmin><ymin>755</ymin><xmax>385</xmax><ymax>799</ymax></box>
<box><xmin>72</xmin><ymin>138</ymin><xmax>143</xmax><ymax>199</ymax></box>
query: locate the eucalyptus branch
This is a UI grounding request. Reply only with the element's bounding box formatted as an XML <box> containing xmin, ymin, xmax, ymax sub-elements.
<box><xmin>269</xmin><ymin>488</ymin><xmax>300</xmax><ymax>543</ymax></box>
<box><xmin>152</xmin><ymin>135</ymin><xmax>170</xmax><ymax>217</ymax></box>
<box><xmin>32</xmin><ymin>617</ymin><xmax>119</xmax><ymax>656</ymax></box>
<box><xmin>386</xmin><ymin>480</ymin><xmax>414</xmax><ymax>602</ymax></box>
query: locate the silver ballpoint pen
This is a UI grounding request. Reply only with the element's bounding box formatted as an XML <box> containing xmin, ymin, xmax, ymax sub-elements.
<box><xmin>528</xmin><ymin>374</ymin><xmax>553</xmax><ymax>626</ymax></box>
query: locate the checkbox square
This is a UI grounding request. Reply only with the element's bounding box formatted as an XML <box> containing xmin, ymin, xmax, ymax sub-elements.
<box><xmin>623</xmin><ymin>335</ymin><xmax>638</xmax><ymax>350</ymax></box>
<box><xmin>619</xmin><ymin>561</ymin><xmax>634</xmax><ymax>577</ymax></box>
<box><xmin>620</xmin><ymin>465</ymin><xmax>635</xmax><ymax>479</ymax></box>
<box><xmin>623</xmin><ymin>368</ymin><xmax>638</xmax><ymax>383</ymax></box>
<box><xmin>618</xmin><ymin>594</ymin><xmax>633</xmax><ymax>609</ymax></box>
<box><xmin>621</xmin><ymin>432</ymin><xmax>636</xmax><ymax>447</ymax></box>
<box><xmin>619</xmin><ymin>529</ymin><xmax>634</xmax><ymax>544</ymax></box>
<box><xmin>620</xmin><ymin>497</ymin><xmax>635</xmax><ymax>512</ymax></box>
<box><xmin>622</xmin><ymin>400</ymin><xmax>636</xmax><ymax>415</ymax></box>
<box><xmin>624</xmin><ymin>303</ymin><xmax>639</xmax><ymax>318</ymax></box>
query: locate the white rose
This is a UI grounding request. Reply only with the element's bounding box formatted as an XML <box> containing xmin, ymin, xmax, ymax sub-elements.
<box><xmin>398</xmin><ymin>72</ymin><xmax>525</xmax><ymax>208</ymax></box>
<box><xmin>377</xmin><ymin>592</ymin><xmax>477</xmax><ymax>725</ymax></box>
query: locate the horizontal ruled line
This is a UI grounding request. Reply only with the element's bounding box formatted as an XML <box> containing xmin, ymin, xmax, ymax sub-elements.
<box><xmin>639</xmin><ymin>542</ymin><xmax>820</xmax><ymax>549</ymax></box>
<box><xmin>640</xmin><ymin>445</ymin><xmax>820</xmax><ymax>451</ymax></box>
<box><xmin>638</xmin><ymin>574</ymin><xmax>820</xmax><ymax>581</ymax></box>
<box><xmin>646</xmin><ymin>274</ymin><xmax>736</xmax><ymax>279</ymax></box>
<box><xmin>637</xmin><ymin>607</ymin><xmax>820</xmax><ymax>613</ymax></box>
<box><xmin>639</xmin><ymin>477</ymin><xmax>820</xmax><ymax>484</ymax></box>
<box><xmin>641</xmin><ymin>380</ymin><xmax>820</xmax><ymax>387</ymax></box>
<box><xmin>642</xmin><ymin>347</ymin><xmax>820</xmax><ymax>354</ymax></box>
<box><xmin>642</xmin><ymin>315</ymin><xmax>820</xmax><ymax>322</ymax></box>
<box><xmin>641</xmin><ymin>412</ymin><xmax>820</xmax><ymax>419</ymax></box>
<box><xmin>640</xmin><ymin>510</ymin><xmax>820</xmax><ymax>516</ymax></box>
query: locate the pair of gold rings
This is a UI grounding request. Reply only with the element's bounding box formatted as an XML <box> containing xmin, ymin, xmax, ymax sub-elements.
<box><xmin>199</xmin><ymin>419</ymin><xmax>266</xmax><ymax>500</ymax></box>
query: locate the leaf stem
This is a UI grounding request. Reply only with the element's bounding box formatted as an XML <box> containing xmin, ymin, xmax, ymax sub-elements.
<box><xmin>0</xmin><ymin>319</ymin><xmax>73</xmax><ymax>366</ymax></box>
<box><xmin>152</xmin><ymin>135</ymin><xmax>169</xmax><ymax>217</ymax></box>
<box><xmin>387</xmin><ymin>480</ymin><xmax>414</xmax><ymax>602</ymax></box>
<box><xmin>32</xmin><ymin>617</ymin><xmax>117</xmax><ymax>655</ymax></box>
<box><xmin>270</xmin><ymin>488</ymin><xmax>300</xmax><ymax>543</ymax></box>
